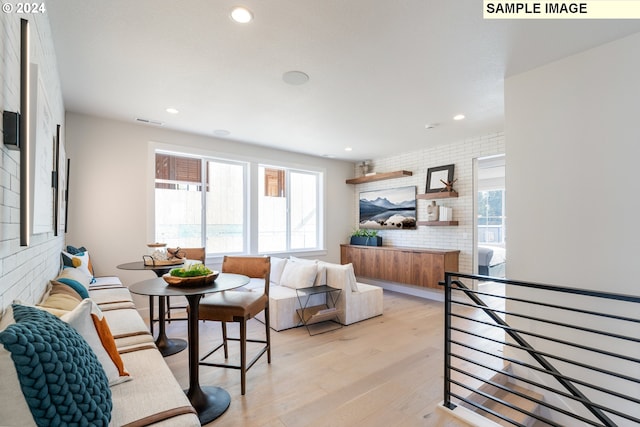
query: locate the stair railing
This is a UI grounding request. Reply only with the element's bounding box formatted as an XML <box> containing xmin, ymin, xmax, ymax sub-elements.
<box><xmin>442</xmin><ymin>272</ymin><xmax>640</xmax><ymax>427</ymax></box>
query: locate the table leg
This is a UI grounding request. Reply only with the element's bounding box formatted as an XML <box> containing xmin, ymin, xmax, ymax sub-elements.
<box><xmin>185</xmin><ymin>293</ymin><xmax>231</xmax><ymax>424</ymax></box>
<box><xmin>148</xmin><ymin>270</ymin><xmax>187</xmax><ymax>357</ymax></box>
<box><xmin>154</xmin><ymin>295</ymin><xmax>187</xmax><ymax>357</ymax></box>
<box><xmin>149</xmin><ymin>295</ymin><xmax>155</xmax><ymax>336</ymax></box>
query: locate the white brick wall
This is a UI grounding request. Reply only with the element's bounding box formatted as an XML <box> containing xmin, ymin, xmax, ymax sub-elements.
<box><xmin>352</xmin><ymin>133</ymin><xmax>505</xmax><ymax>275</ymax></box>
<box><xmin>1</xmin><ymin>8</ymin><xmax>65</xmax><ymax>312</ymax></box>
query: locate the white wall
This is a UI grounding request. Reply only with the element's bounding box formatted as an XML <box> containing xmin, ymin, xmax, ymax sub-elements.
<box><xmin>64</xmin><ymin>113</ymin><xmax>355</xmax><ymax>306</ymax></box>
<box><xmin>0</xmin><ymin>11</ymin><xmax>65</xmax><ymax>313</ymax></box>
<box><xmin>506</xmin><ymin>32</ymin><xmax>640</xmax><ymax>291</ymax></box>
<box><xmin>351</xmin><ymin>133</ymin><xmax>505</xmax><ymax>298</ymax></box>
<box><xmin>505</xmin><ymin>32</ymin><xmax>640</xmax><ymax>424</ymax></box>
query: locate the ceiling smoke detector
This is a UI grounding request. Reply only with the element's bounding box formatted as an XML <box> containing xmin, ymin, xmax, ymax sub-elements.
<box><xmin>282</xmin><ymin>71</ymin><xmax>309</xmax><ymax>85</ymax></box>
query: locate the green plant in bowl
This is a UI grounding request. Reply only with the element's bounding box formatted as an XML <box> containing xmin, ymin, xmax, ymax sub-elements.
<box><xmin>169</xmin><ymin>263</ymin><xmax>212</xmax><ymax>277</ymax></box>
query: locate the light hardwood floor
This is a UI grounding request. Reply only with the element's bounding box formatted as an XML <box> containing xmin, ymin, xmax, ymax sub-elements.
<box><xmin>161</xmin><ymin>290</ymin><xmax>470</xmax><ymax>427</ymax></box>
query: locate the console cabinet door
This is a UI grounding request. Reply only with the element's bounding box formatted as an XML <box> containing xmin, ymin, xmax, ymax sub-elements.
<box><xmin>382</xmin><ymin>250</ymin><xmax>412</xmax><ymax>284</ymax></box>
<box><xmin>412</xmin><ymin>252</ymin><xmax>440</xmax><ymax>289</ymax></box>
<box><xmin>342</xmin><ymin>245</ymin><xmax>383</xmax><ymax>278</ymax></box>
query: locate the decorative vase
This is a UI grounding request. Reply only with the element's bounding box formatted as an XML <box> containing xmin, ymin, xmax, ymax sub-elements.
<box><xmin>426</xmin><ymin>201</ymin><xmax>439</xmax><ymax>221</ymax></box>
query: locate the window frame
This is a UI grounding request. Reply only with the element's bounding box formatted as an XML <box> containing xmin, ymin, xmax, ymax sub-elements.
<box><xmin>153</xmin><ymin>148</ymin><xmax>249</xmax><ymax>256</ymax></box>
<box><xmin>149</xmin><ymin>143</ymin><xmax>325</xmax><ymax>259</ymax></box>
<box><xmin>257</xmin><ymin>164</ymin><xmax>322</xmax><ymax>253</ymax></box>
<box><xmin>477</xmin><ymin>188</ymin><xmax>506</xmax><ymax>245</ymax></box>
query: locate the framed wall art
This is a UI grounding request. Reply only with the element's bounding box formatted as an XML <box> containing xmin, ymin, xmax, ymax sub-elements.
<box><xmin>425</xmin><ymin>164</ymin><xmax>455</xmax><ymax>193</ymax></box>
<box><xmin>359</xmin><ymin>185</ymin><xmax>417</xmax><ymax>229</ymax></box>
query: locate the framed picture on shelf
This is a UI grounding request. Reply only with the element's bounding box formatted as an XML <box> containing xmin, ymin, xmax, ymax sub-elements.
<box><xmin>425</xmin><ymin>164</ymin><xmax>455</xmax><ymax>193</ymax></box>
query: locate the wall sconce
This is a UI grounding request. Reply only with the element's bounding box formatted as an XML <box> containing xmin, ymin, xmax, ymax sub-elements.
<box><xmin>20</xmin><ymin>18</ymin><xmax>30</xmax><ymax>246</ymax></box>
<box><xmin>3</xmin><ymin>111</ymin><xmax>20</xmax><ymax>149</ymax></box>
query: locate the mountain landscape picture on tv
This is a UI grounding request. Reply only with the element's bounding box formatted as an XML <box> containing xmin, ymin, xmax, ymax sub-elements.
<box><xmin>359</xmin><ymin>186</ymin><xmax>416</xmax><ymax>229</ymax></box>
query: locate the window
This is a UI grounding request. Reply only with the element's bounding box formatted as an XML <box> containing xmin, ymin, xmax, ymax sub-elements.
<box><xmin>258</xmin><ymin>166</ymin><xmax>320</xmax><ymax>253</ymax></box>
<box><xmin>155</xmin><ymin>152</ymin><xmax>246</xmax><ymax>254</ymax></box>
<box><xmin>205</xmin><ymin>160</ymin><xmax>245</xmax><ymax>253</ymax></box>
<box><xmin>154</xmin><ymin>150</ymin><xmax>323</xmax><ymax>256</ymax></box>
<box><xmin>477</xmin><ymin>189</ymin><xmax>506</xmax><ymax>244</ymax></box>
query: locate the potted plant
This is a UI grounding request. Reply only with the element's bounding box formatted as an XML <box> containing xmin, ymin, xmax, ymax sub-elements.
<box><xmin>350</xmin><ymin>228</ymin><xmax>382</xmax><ymax>246</ymax></box>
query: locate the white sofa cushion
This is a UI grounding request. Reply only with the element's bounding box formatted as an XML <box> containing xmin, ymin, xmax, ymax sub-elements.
<box><xmin>111</xmin><ymin>348</ymin><xmax>198</xmax><ymax>426</ymax></box>
<box><xmin>90</xmin><ymin>276</ymin><xmax>122</xmax><ymax>287</ymax></box>
<box><xmin>289</xmin><ymin>256</ymin><xmax>326</xmax><ymax>286</ymax></box>
<box><xmin>280</xmin><ymin>261</ymin><xmax>317</xmax><ymax>289</ymax></box>
<box><xmin>320</xmin><ymin>261</ymin><xmax>359</xmax><ymax>292</ymax></box>
<box><xmin>270</xmin><ymin>256</ymin><xmax>288</xmax><ymax>285</ymax></box>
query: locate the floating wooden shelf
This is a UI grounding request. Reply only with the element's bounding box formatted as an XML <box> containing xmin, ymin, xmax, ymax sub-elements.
<box><xmin>417</xmin><ymin>221</ymin><xmax>459</xmax><ymax>226</ymax></box>
<box><xmin>417</xmin><ymin>191</ymin><xmax>458</xmax><ymax>200</ymax></box>
<box><xmin>346</xmin><ymin>170</ymin><xmax>412</xmax><ymax>184</ymax></box>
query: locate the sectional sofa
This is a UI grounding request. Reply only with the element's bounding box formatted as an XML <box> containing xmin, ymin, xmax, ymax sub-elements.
<box><xmin>249</xmin><ymin>256</ymin><xmax>384</xmax><ymax>331</ymax></box>
<box><xmin>0</xmin><ymin>253</ymin><xmax>200</xmax><ymax>427</ymax></box>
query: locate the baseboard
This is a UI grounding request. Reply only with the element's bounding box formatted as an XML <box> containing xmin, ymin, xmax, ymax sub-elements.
<box><xmin>356</xmin><ymin>277</ymin><xmax>444</xmax><ymax>301</ymax></box>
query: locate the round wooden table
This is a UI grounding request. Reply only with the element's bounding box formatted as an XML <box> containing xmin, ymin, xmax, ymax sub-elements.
<box><xmin>117</xmin><ymin>261</ymin><xmax>187</xmax><ymax>356</ymax></box>
<box><xmin>129</xmin><ymin>273</ymin><xmax>249</xmax><ymax>424</ymax></box>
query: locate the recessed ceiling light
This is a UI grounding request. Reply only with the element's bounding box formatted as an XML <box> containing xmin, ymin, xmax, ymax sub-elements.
<box><xmin>345</xmin><ymin>147</ymin><xmax>353</xmax><ymax>152</ymax></box>
<box><xmin>213</xmin><ymin>129</ymin><xmax>231</xmax><ymax>137</ymax></box>
<box><xmin>230</xmin><ymin>6</ymin><xmax>253</xmax><ymax>23</ymax></box>
<box><xmin>282</xmin><ymin>71</ymin><xmax>309</xmax><ymax>85</ymax></box>
<box><xmin>166</xmin><ymin>108</ymin><xmax>179</xmax><ymax>114</ymax></box>
<box><xmin>453</xmin><ymin>114</ymin><xmax>465</xmax><ymax>121</ymax></box>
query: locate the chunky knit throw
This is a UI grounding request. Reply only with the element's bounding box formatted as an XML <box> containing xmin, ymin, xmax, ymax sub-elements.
<box><xmin>0</xmin><ymin>304</ymin><xmax>112</xmax><ymax>426</ymax></box>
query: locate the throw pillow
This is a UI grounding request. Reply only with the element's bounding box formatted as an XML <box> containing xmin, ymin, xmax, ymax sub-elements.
<box><xmin>58</xmin><ymin>265</ymin><xmax>93</xmax><ymax>288</ymax></box>
<box><xmin>0</xmin><ymin>306</ymin><xmax>33</xmax><ymax>426</ymax></box>
<box><xmin>66</xmin><ymin>244</ymin><xmax>88</xmax><ymax>255</ymax></box>
<box><xmin>55</xmin><ymin>277</ymin><xmax>90</xmax><ymax>299</ymax></box>
<box><xmin>37</xmin><ymin>292</ymin><xmax>82</xmax><ymax>311</ymax></box>
<box><xmin>0</xmin><ymin>304</ymin><xmax>112</xmax><ymax>426</ymax></box>
<box><xmin>52</xmin><ymin>267</ymin><xmax>93</xmax><ymax>300</ymax></box>
<box><xmin>49</xmin><ymin>280</ymin><xmax>84</xmax><ymax>301</ymax></box>
<box><xmin>62</xmin><ymin>299</ymin><xmax>130</xmax><ymax>386</ymax></box>
<box><xmin>269</xmin><ymin>257</ymin><xmax>287</xmax><ymax>285</ymax></box>
<box><xmin>345</xmin><ymin>263</ymin><xmax>360</xmax><ymax>292</ymax></box>
<box><xmin>61</xmin><ymin>250</ymin><xmax>95</xmax><ymax>281</ymax></box>
<box><xmin>289</xmin><ymin>256</ymin><xmax>326</xmax><ymax>286</ymax></box>
<box><xmin>280</xmin><ymin>261</ymin><xmax>318</xmax><ymax>289</ymax></box>
<box><xmin>37</xmin><ymin>306</ymin><xmax>71</xmax><ymax>317</ymax></box>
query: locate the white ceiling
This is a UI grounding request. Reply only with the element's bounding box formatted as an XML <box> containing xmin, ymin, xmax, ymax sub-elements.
<box><xmin>46</xmin><ymin>0</ymin><xmax>640</xmax><ymax>161</ymax></box>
